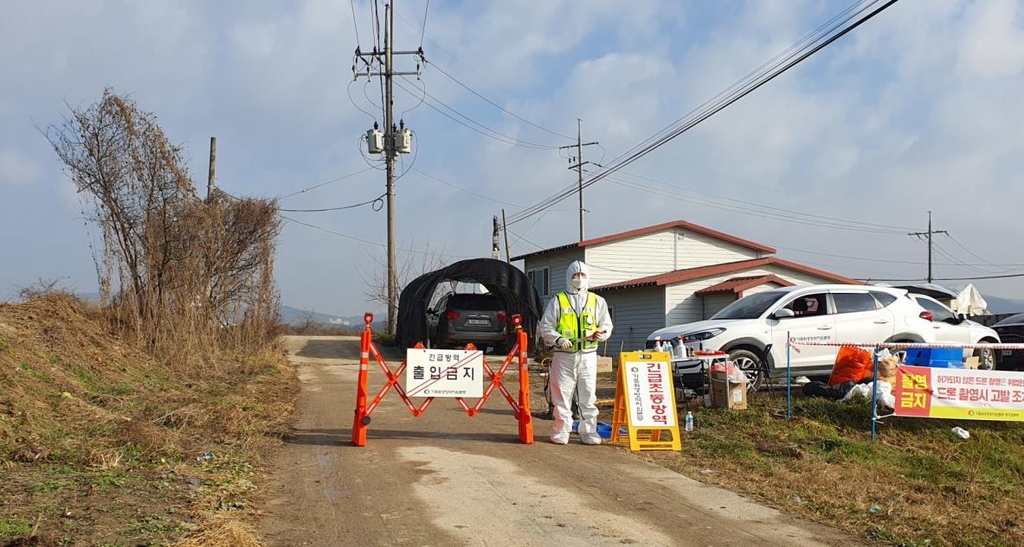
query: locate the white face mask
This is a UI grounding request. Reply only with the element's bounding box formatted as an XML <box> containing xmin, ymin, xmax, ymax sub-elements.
<box><xmin>571</xmin><ymin>277</ymin><xmax>587</xmax><ymax>291</ymax></box>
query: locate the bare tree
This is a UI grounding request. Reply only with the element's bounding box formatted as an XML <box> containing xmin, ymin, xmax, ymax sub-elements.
<box><xmin>360</xmin><ymin>240</ymin><xmax>449</xmax><ymax>334</ymax></box>
<box><xmin>45</xmin><ymin>89</ymin><xmax>281</xmax><ymax>365</ymax></box>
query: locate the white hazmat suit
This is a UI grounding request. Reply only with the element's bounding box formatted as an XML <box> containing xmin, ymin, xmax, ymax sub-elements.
<box><xmin>539</xmin><ymin>261</ymin><xmax>613</xmax><ymax>445</ymax></box>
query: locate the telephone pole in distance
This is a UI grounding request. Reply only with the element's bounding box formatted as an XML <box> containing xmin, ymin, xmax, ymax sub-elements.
<box><xmin>558</xmin><ymin>119</ymin><xmax>598</xmax><ymax>242</ymax></box>
<box><xmin>908</xmin><ymin>210</ymin><xmax>948</xmax><ymax>283</ymax></box>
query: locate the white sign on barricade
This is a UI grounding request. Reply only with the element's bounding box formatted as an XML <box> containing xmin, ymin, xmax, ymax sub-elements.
<box><xmin>405</xmin><ymin>349</ymin><xmax>483</xmax><ymax>398</ymax></box>
<box><xmin>622</xmin><ymin>356</ymin><xmax>677</xmax><ymax>428</ymax></box>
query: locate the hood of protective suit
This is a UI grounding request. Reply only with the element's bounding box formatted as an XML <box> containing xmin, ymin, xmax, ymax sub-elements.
<box><xmin>565</xmin><ymin>260</ymin><xmax>590</xmax><ymax>294</ymax></box>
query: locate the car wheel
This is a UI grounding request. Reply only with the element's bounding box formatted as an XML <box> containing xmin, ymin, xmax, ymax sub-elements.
<box><xmin>891</xmin><ymin>341</ymin><xmax>913</xmax><ymax>366</ymax></box>
<box><xmin>974</xmin><ymin>345</ymin><xmax>996</xmax><ymax>370</ymax></box>
<box><xmin>727</xmin><ymin>348</ymin><xmax>762</xmax><ymax>391</ymax></box>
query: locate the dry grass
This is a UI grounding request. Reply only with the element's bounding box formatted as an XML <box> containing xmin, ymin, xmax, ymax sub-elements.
<box><xmin>593</xmin><ymin>375</ymin><xmax>1024</xmax><ymax>547</ymax></box>
<box><xmin>0</xmin><ymin>294</ymin><xmax>297</xmax><ymax>546</ymax></box>
<box><xmin>172</xmin><ymin>518</ymin><xmax>263</xmax><ymax>547</ymax></box>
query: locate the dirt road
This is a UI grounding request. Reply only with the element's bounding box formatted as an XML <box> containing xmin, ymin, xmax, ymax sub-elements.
<box><xmin>258</xmin><ymin>336</ymin><xmax>863</xmax><ymax>546</ymax></box>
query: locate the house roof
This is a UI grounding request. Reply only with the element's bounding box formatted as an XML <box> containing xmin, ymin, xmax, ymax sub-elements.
<box><xmin>694</xmin><ymin>274</ymin><xmax>795</xmax><ymax>296</ymax></box>
<box><xmin>591</xmin><ymin>256</ymin><xmax>861</xmax><ymax>292</ymax></box>
<box><xmin>509</xmin><ymin>219</ymin><xmax>775</xmax><ymax>261</ymax></box>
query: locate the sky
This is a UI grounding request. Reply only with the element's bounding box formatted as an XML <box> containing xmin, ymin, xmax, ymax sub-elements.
<box><xmin>2</xmin><ymin>0</ymin><xmax>1024</xmax><ymax>318</ymax></box>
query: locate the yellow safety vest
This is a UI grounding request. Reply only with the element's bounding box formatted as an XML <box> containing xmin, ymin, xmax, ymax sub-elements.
<box><xmin>555</xmin><ymin>291</ymin><xmax>599</xmax><ymax>353</ymax></box>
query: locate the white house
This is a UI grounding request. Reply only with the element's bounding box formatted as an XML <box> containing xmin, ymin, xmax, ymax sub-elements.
<box><xmin>511</xmin><ymin>220</ymin><xmax>859</xmax><ymax>357</ymax></box>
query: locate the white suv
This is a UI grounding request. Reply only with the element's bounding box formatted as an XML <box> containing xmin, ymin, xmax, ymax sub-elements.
<box><xmin>908</xmin><ymin>293</ymin><xmax>1000</xmax><ymax>369</ymax></box>
<box><xmin>647</xmin><ymin>284</ymin><xmax>936</xmax><ymax>388</ymax></box>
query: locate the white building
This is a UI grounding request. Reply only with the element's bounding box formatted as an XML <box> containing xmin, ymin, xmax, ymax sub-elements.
<box><xmin>511</xmin><ymin>220</ymin><xmax>859</xmax><ymax>358</ymax></box>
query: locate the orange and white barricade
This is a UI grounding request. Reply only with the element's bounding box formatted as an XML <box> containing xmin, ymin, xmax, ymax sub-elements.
<box><xmin>352</xmin><ymin>313</ymin><xmax>533</xmax><ymax>446</ymax></box>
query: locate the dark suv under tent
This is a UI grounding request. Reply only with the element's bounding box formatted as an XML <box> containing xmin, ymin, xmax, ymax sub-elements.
<box><xmin>397</xmin><ymin>258</ymin><xmax>543</xmax><ymax>351</ymax></box>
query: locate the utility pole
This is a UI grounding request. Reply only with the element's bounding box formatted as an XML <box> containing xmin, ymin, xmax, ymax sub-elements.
<box><xmin>501</xmin><ymin>209</ymin><xmax>511</xmax><ymax>264</ymax></box>
<box><xmin>491</xmin><ymin>216</ymin><xmax>500</xmax><ymax>259</ymax></box>
<box><xmin>353</xmin><ymin>2</ymin><xmax>422</xmax><ymax>334</ymax></box>
<box><xmin>908</xmin><ymin>211</ymin><xmax>948</xmax><ymax>283</ymax></box>
<box><xmin>558</xmin><ymin>119</ymin><xmax>598</xmax><ymax>241</ymax></box>
<box><xmin>206</xmin><ymin>137</ymin><xmax>216</xmax><ymax>203</ymax></box>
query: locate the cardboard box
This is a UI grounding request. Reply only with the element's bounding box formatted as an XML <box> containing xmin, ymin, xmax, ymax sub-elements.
<box><xmin>596</xmin><ymin>356</ymin><xmax>613</xmax><ymax>373</ymax></box>
<box><xmin>709</xmin><ymin>370</ymin><xmax>748</xmax><ymax>410</ymax></box>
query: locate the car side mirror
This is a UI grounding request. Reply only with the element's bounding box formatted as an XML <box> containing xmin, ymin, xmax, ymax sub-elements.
<box><xmin>957</xmin><ymin>313</ymin><xmax>967</xmax><ymax>322</ymax></box>
<box><xmin>773</xmin><ymin>308</ymin><xmax>795</xmax><ymax>319</ymax></box>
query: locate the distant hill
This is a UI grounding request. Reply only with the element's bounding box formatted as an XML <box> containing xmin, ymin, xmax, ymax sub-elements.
<box><xmin>75</xmin><ymin>295</ymin><xmax>375</xmax><ymax>328</ymax></box>
<box><xmin>280</xmin><ymin>306</ymin><xmax>376</xmax><ymax>327</ymax></box>
<box><xmin>983</xmin><ymin>295</ymin><xmax>1024</xmax><ymax>315</ymax></box>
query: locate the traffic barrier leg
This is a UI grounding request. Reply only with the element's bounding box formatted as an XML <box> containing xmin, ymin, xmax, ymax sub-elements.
<box><xmin>351</xmin><ymin>314</ymin><xmax>373</xmax><ymax>446</ymax></box>
<box><xmin>516</xmin><ymin>326</ymin><xmax>533</xmax><ymax>444</ymax></box>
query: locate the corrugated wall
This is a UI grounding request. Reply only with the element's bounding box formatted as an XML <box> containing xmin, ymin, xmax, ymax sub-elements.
<box><xmin>600</xmin><ymin>286</ymin><xmax>665</xmax><ymax>358</ymax></box>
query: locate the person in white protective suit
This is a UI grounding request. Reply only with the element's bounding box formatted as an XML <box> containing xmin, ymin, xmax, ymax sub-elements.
<box><xmin>539</xmin><ymin>261</ymin><xmax>613</xmax><ymax>445</ymax></box>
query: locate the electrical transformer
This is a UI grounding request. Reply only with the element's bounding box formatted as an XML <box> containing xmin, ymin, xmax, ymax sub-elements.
<box><xmin>366</xmin><ymin>127</ymin><xmax>384</xmax><ymax>154</ymax></box>
<box><xmin>393</xmin><ymin>128</ymin><xmax>413</xmax><ymax>154</ymax></box>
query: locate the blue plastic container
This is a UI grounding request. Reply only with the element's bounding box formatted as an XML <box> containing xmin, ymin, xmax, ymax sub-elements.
<box><xmin>905</xmin><ymin>347</ymin><xmax>962</xmax><ymax>368</ymax></box>
<box><xmin>572</xmin><ymin>421</ymin><xmax>628</xmax><ymax>439</ymax></box>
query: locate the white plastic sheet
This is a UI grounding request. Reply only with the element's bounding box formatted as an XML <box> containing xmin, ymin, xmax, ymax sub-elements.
<box><xmin>954</xmin><ymin>283</ymin><xmax>990</xmax><ymax>316</ymax></box>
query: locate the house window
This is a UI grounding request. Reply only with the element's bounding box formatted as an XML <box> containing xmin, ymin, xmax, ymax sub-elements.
<box><xmin>528</xmin><ymin>267</ymin><xmax>549</xmax><ymax>297</ymax></box>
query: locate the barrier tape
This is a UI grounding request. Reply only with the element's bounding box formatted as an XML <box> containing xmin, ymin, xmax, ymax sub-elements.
<box><xmin>787</xmin><ymin>340</ymin><xmax>1024</xmax><ymax>351</ymax></box>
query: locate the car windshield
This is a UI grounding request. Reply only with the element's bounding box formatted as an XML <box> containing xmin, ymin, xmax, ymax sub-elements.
<box><xmin>447</xmin><ymin>294</ymin><xmax>503</xmax><ymax>311</ymax></box>
<box><xmin>711</xmin><ymin>290</ymin><xmax>788</xmax><ymax>320</ymax></box>
<box><xmin>995</xmin><ymin>313</ymin><xmax>1024</xmax><ymax>327</ymax></box>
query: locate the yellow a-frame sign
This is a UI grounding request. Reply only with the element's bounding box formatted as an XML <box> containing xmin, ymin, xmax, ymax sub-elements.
<box><xmin>610</xmin><ymin>351</ymin><xmax>681</xmax><ymax>451</ymax></box>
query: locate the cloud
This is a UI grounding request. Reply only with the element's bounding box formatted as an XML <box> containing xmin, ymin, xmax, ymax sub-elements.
<box><xmin>0</xmin><ymin>149</ymin><xmax>40</xmax><ymax>187</ymax></box>
<box><xmin>957</xmin><ymin>0</ymin><xmax>1024</xmax><ymax>80</ymax></box>
<box><xmin>2</xmin><ymin>1</ymin><xmax>1024</xmax><ymax>315</ymax></box>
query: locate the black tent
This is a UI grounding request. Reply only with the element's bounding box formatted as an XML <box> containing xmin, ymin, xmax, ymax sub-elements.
<box><xmin>397</xmin><ymin>258</ymin><xmax>544</xmax><ymax>349</ymax></box>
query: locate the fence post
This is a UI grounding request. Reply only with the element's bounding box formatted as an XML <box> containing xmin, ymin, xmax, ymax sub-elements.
<box><xmin>871</xmin><ymin>345</ymin><xmax>880</xmax><ymax>442</ymax></box>
<box><xmin>786</xmin><ymin>331</ymin><xmax>792</xmax><ymax>419</ymax></box>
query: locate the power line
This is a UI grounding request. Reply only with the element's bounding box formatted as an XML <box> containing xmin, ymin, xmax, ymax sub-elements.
<box><xmin>863</xmin><ymin>272</ymin><xmax>1024</xmax><ymax>282</ymax></box>
<box><xmin>608</xmin><ymin>169</ymin><xmax>913</xmax><ymax>234</ymax></box>
<box><xmin>424</xmin><ymin>59</ymin><xmax>575</xmax><ymax>141</ymax></box>
<box><xmin>506</xmin><ymin>0</ymin><xmax>900</xmax><ymax>226</ymax></box>
<box><xmin>946</xmin><ymin>234</ymin><xmax>1012</xmax><ymax>273</ymax></box>
<box><xmin>506</xmin><ymin>227</ymin><xmax>545</xmax><ymax>251</ymax></box>
<box><xmin>349</xmin><ymin>0</ymin><xmax>362</xmax><ymax>49</ymax></box>
<box><xmin>774</xmin><ymin>244</ymin><xmax>1023</xmax><ymax>268</ymax></box>
<box><xmin>392</xmin><ymin>10</ymin><xmax>576</xmax><ymax>141</ymax></box>
<box><xmin>603</xmin><ymin>1</ymin><xmax>875</xmax><ymax>173</ymax></box>
<box><xmin>279</xmin><ymin>167</ymin><xmax>377</xmax><ymax>200</ymax></box>
<box><xmin>347</xmin><ymin>79</ymin><xmax>379</xmax><ymax>121</ymax></box>
<box><xmin>617</xmin><ymin>169</ymin><xmax>913</xmax><ymax>232</ymax></box>
<box><xmin>419</xmin><ymin>0</ymin><xmax>430</xmax><ymax>49</ymax></box>
<box><xmin>280</xmin><ymin>213</ymin><xmax>469</xmax><ymax>259</ymax></box>
<box><xmin>411</xmin><ymin>168</ymin><xmax>525</xmax><ymax>207</ymax></box>
<box><xmin>279</xmin><ymin>193</ymin><xmax>384</xmax><ymax>213</ymax></box>
<box><xmin>602</xmin><ymin>175</ymin><xmax>904</xmax><ymax>235</ymax></box>
<box><xmin>394</xmin><ymin>76</ymin><xmax>559</xmax><ymax>149</ymax></box>
<box><xmin>932</xmin><ymin>242</ymin><xmax>992</xmax><ymax>275</ymax></box>
<box><xmin>280</xmin><ymin>214</ymin><xmax>378</xmax><ymax>245</ymax></box>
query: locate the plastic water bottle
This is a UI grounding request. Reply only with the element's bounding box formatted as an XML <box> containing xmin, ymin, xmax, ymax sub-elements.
<box><xmin>684</xmin><ymin>411</ymin><xmax>694</xmax><ymax>432</ymax></box>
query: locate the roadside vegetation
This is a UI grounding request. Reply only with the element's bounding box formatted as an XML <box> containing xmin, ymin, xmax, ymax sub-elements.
<box><xmin>0</xmin><ymin>292</ymin><xmax>296</xmax><ymax>546</ymax></box>
<box><xmin>0</xmin><ymin>90</ymin><xmax>292</xmax><ymax>546</ymax></box>
<box><xmin>592</xmin><ymin>371</ymin><xmax>1024</xmax><ymax>547</ymax></box>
